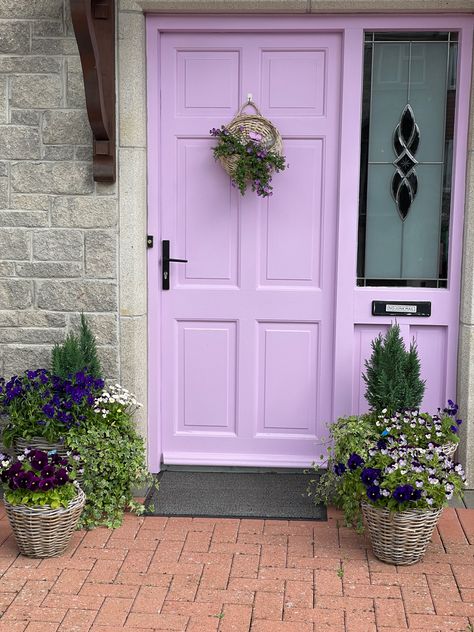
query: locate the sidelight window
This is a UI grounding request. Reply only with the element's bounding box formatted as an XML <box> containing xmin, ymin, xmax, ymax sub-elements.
<box><xmin>357</xmin><ymin>32</ymin><xmax>458</xmax><ymax>288</ymax></box>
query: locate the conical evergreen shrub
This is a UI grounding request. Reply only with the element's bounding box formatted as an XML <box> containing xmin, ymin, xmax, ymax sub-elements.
<box><xmin>51</xmin><ymin>313</ymin><xmax>102</xmax><ymax>379</ymax></box>
<box><xmin>362</xmin><ymin>323</ymin><xmax>425</xmax><ymax>413</ymax></box>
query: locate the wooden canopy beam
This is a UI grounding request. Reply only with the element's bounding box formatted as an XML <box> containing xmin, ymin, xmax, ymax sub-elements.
<box><xmin>70</xmin><ymin>0</ymin><xmax>116</xmax><ymax>183</ymax></box>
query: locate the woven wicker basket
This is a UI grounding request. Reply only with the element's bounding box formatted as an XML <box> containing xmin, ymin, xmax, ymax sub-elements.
<box><xmin>362</xmin><ymin>502</ymin><xmax>442</xmax><ymax>565</ymax></box>
<box><xmin>218</xmin><ymin>101</ymin><xmax>283</xmax><ymax>177</ymax></box>
<box><xmin>437</xmin><ymin>442</ymin><xmax>458</xmax><ymax>459</ymax></box>
<box><xmin>14</xmin><ymin>437</ymin><xmax>69</xmax><ymax>459</ymax></box>
<box><xmin>5</xmin><ymin>486</ymin><xmax>85</xmax><ymax>558</ymax></box>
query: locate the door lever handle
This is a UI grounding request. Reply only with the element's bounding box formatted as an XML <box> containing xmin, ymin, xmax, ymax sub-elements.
<box><xmin>162</xmin><ymin>240</ymin><xmax>187</xmax><ymax>290</ymax></box>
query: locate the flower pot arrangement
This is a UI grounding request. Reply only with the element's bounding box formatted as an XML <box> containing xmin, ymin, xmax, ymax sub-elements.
<box><xmin>0</xmin><ymin>314</ymin><xmax>152</xmax><ymax>533</ymax></box>
<box><xmin>308</xmin><ymin>323</ymin><xmax>467</xmax><ymax>564</ymax></box>
<box><xmin>0</xmin><ymin>449</ymin><xmax>85</xmax><ymax>558</ymax></box>
<box><xmin>335</xmin><ymin>444</ymin><xmax>465</xmax><ymax>565</ymax></box>
<box><xmin>210</xmin><ymin>100</ymin><xmax>287</xmax><ymax>198</ymax></box>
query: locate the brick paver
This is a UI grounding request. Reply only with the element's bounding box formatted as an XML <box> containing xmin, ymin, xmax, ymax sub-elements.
<box><xmin>0</xmin><ymin>506</ymin><xmax>472</xmax><ymax>631</ymax></box>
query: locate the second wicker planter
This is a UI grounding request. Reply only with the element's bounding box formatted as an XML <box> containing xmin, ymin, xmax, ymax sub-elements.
<box><xmin>362</xmin><ymin>502</ymin><xmax>443</xmax><ymax>565</ymax></box>
<box><xmin>5</xmin><ymin>487</ymin><xmax>85</xmax><ymax>558</ymax></box>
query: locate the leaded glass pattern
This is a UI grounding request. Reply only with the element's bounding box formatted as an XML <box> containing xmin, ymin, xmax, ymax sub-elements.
<box><xmin>357</xmin><ymin>32</ymin><xmax>458</xmax><ymax>288</ymax></box>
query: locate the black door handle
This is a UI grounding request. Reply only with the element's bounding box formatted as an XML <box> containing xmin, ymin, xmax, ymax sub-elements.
<box><xmin>162</xmin><ymin>240</ymin><xmax>188</xmax><ymax>290</ymax></box>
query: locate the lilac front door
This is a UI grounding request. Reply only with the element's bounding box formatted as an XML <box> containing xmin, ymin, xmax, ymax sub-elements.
<box><xmin>156</xmin><ymin>32</ymin><xmax>342</xmax><ymax>466</ymax></box>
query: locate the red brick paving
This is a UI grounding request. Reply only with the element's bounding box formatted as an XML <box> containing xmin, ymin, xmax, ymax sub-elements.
<box><xmin>0</xmin><ymin>505</ymin><xmax>472</xmax><ymax>631</ymax></box>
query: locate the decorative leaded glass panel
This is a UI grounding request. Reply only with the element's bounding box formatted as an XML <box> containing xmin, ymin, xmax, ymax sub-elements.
<box><xmin>357</xmin><ymin>32</ymin><xmax>457</xmax><ymax>288</ymax></box>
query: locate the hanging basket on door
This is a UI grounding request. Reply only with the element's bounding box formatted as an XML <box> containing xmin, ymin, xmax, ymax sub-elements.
<box><xmin>210</xmin><ymin>100</ymin><xmax>287</xmax><ymax>198</ymax></box>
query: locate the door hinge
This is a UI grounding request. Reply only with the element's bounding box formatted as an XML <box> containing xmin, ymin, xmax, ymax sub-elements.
<box><xmin>147</xmin><ymin>235</ymin><xmax>154</xmax><ymax>249</ymax></box>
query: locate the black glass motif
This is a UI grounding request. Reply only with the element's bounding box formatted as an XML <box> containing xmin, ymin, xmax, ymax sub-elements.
<box><xmin>391</xmin><ymin>105</ymin><xmax>420</xmax><ymax>220</ymax></box>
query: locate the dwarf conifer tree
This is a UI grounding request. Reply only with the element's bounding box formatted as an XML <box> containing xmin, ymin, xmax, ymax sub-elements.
<box><xmin>51</xmin><ymin>313</ymin><xmax>102</xmax><ymax>379</ymax></box>
<box><xmin>363</xmin><ymin>323</ymin><xmax>425</xmax><ymax>413</ymax></box>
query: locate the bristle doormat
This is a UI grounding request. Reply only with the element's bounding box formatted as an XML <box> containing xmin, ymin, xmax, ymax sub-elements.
<box><xmin>144</xmin><ymin>470</ymin><xmax>326</xmax><ymax>520</ymax></box>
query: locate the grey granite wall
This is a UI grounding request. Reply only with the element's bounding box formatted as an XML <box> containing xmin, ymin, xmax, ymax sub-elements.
<box><xmin>0</xmin><ymin>0</ymin><xmax>119</xmax><ymax>380</ymax></box>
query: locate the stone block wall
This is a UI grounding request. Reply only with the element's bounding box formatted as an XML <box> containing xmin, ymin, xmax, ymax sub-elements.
<box><xmin>0</xmin><ymin>0</ymin><xmax>119</xmax><ymax>380</ymax></box>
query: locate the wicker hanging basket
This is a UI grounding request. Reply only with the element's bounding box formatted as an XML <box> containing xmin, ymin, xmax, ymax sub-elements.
<box><xmin>362</xmin><ymin>501</ymin><xmax>442</xmax><ymax>565</ymax></box>
<box><xmin>218</xmin><ymin>100</ymin><xmax>284</xmax><ymax>177</ymax></box>
<box><xmin>5</xmin><ymin>487</ymin><xmax>85</xmax><ymax>558</ymax></box>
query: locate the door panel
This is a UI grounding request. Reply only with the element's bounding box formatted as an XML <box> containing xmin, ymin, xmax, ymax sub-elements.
<box><xmin>159</xmin><ymin>32</ymin><xmax>342</xmax><ymax>466</ymax></box>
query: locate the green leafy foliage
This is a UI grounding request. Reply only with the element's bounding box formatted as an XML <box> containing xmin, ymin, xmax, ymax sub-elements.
<box><xmin>51</xmin><ymin>313</ymin><xmax>102</xmax><ymax>379</ymax></box>
<box><xmin>362</xmin><ymin>324</ymin><xmax>425</xmax><ymax>414</ymax></box>
<box><xmin>65</xmin><ymin>385</ymin><xmax>153</xmax><ymax>529</ymax></box>
<box><xmin>307</xmin><ymin>414</ymin><xmax>379</xmax><ymax>530</ymax></box>
<box><xmin>5</xmin><ymin>484</ymin><xmax>77</xmax><ymax>509</ymax></box>
<box><xmin>335</xmin><ymin>445</ymin><xmax>465</xmax><ymax>515</ymax></box>
<box><xmin>210</xmin><ymin>126</ymin><xmax>286</xmax><ymax>197</ymax></box>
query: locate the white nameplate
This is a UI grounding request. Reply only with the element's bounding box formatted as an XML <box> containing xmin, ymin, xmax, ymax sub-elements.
<box><xmin>385</xmin><ymin>304</ymin><xmax>417</xmax><ymax>314</ymax></box>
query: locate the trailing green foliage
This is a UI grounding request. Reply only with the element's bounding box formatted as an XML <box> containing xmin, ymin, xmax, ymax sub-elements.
<box><xmin>307</xmin><ymin>414</ymin><xmax>378</xmax><ymax>531</ymax></box>
<box><xmin>5</xmin><ymin>484</ymin><xmax>77</xmax><ymax>509</ymax></box>
<box><xmin>362</xmin><ymin>324</ymin><xmax>425</xmax><ymax>414</ymax></box>
<box><xmin>65</xmin><ymin>385</ymin><xmax>153</xmax><ymax>529</ymax></box>
<box><xmin>51</xmin><ymin>313</ymin><xmax>102</xmax><ymax>379</ymax></box>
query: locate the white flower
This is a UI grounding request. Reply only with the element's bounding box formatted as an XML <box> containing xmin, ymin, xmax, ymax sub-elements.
<box><xmin>381</xmin><ymin>408</ymin><xmax>387</xmax><ymax>414</ymax></box>
<box><xmin>17</xmin><ymin>455</ymin><xmax>25</xmax><ymax>461</ymax></box>
<box><xmin>415</xmin><ymin>480</ymin><xmax>424</xmax><ymax>488</ymax></box>
<box><xmin>426</xmin><ymin>497</ymin><xmax>434</xmax><ymax>505</ymax></box>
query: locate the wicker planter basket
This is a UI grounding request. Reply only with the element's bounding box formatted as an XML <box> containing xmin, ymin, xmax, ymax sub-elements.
<box><xmin>14</xmin><ymin>437</ymin><xmax>69</xmax><ymax>459</ymax></box>
<box><xmin>362</xmin><ymin>501</ymin><xmax>443</xmax><ymax>565</ymax></box>
<box><xmin>218</xmin><ymin>101</ymin><xmax>283</xmax><ymax>177</ymax></box>
<box><xmin>5</xmin><ymin>487</ymin><xmax>85</xmax><ymax>558</ymax></box>
<box><xmin>437</xmin><ymin>442</ymin><xmax>458</xmax><ymax>459</ymax></box>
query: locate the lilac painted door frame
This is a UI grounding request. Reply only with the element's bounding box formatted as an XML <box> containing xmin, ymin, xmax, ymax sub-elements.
<box><xmin>146</xmin><ymin>15</ymin><xmax>474</xmax><ymax>473</ymax></box>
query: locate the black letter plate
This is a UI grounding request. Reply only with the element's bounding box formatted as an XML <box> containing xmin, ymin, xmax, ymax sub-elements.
<box><xmin>372</xmin><ymin>301</ymin><xmax>431</xmax><ymax>317</ymax></box>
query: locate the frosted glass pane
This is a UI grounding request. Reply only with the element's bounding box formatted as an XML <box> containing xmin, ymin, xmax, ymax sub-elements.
<box><xmin>409</xmin><ymin>42</ymin><xmax>448</xmax><ymax>162</ymax></box>
<box><xmin>368</xmin><ymin>44</ymin><xmax>409</xmax><ymax>162</ymax></box>
<box><xmin>402</xmin><ymin>165</ymin><xmax>443</xmax><ymax>279</ymax></box>
<box><xmin>365</xmin><ymin>165</ymin><xmax>402</xmax><ymax>278</ymax></box>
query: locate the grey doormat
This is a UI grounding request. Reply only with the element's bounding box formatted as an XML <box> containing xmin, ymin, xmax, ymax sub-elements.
<box><xmin>145</xmin><ymin>470</ymin><xmax>326</xmax><ymax>520</ymax></box>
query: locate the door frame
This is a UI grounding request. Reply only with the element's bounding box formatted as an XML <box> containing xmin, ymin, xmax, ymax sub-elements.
<box><xmin>146</xmin><ymin>14</ymin><xmax>474</xmax><ymax>473</ymax></box>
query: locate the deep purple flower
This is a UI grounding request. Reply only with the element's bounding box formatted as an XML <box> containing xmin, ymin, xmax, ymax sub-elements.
<box><xmin>376</xmin><ymin>439</ymin><xmax>388</xmax><ymax>450</ymax></box>
<box><xmin>29</xmin><ymin>450</ymin><xmax>49</xmax><ymax>471</ymax></box>
<box><xmin>361</xmin><ymin>468</ymin><xmax>382</xmax><ymax>486</ymax></box>
<box><xmin>55</xmin><ymin>468</ymin><xmax>69</xmax><ymax>486</ymax></box>
<box><xmin>450</xmin><ymin>425</ymin><xmax>458</xmax><ymax>434</ymax></box>
<box><xmin>27</xmin><ymin>475</ymin><xmax>40</xmax><ymax>491</ymax></box>
<box><xmin>347</xmin><ymin>453</ymin><xmax>364</xmax><ymax>471</ymax></box>
<box><xmin>41</xmin><ymin>465</ymin><xmax>56</xmax><ymax>478</ymax></box>
<box><xmin>334</xmin><ymin>463</ymin><xmax>346</xmax><ymax>476</ymax></box>
<box><xmin>42</xmin><ymin>403</ymin><xmax>55</xmax><ymax>418</ymax></box>
<box><xmin>410</xmin><ymin>489</ymin><xmax>422</xmax><ymax>501</ymax></box>
<box><xmin>38</xmin><ymin>478</ymin><xmax>56</xmax><ymax>491</ymax></box>
<box><xmin>366</xmin><ymin>485</ymin><xmax>381</xmax><ymax>501</ymax></box>
<box><xmin>17</xmin><ymin>471</ymin><xmax>36</xmax><ymax>489</ymax></box>
<box><xmin>456</xmin><ymin>419</ymin><xmax>463</xmax><ymax>426</ymax></box>
<box><xmin>392</xmin><ymin>485</ymin><xmax>414</xmax><ymax>503</ymax></box>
